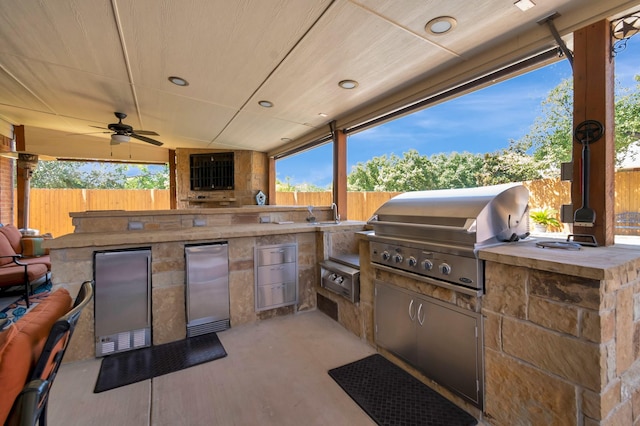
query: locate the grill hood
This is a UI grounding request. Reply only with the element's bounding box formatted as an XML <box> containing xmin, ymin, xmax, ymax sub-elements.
<box><xmin>368</xmin><ymin>183</ymin><xmax>530</xmax><ymax>248</ymax></box>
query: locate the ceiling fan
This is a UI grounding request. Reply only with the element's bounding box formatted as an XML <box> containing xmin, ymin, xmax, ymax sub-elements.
<box><xmin>90</xmin><ymin>112</ymin><xmax>163</xmax><ymax>146</ymax></box>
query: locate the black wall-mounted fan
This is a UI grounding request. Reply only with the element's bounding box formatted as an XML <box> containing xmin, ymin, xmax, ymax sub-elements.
<box><xmin>91</xmin><ymin>112</ymin><xmax>163</xmax><ymax>146</ymax></box>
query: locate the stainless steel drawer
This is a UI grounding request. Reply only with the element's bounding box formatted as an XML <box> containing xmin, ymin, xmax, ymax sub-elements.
<box><xmin>256</xmin><ymin>263</ymin><xmax>296</xmax><ymax>285</ymax></box>
<box><xmin>256</xmin><ymin>282</ymin><xmax>296</xmax><ymax>309</ymax></box>
<box><xmin>256</xmin><ymin>246</ymin><xmax>296</xmax><ymax>266</ymax></box>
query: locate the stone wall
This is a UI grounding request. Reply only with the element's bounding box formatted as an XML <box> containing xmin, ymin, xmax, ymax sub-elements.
<box><xmin>175</xmin><ymin>148</ymin><xmax>269</xmax><ymax>209</ymax></box>
<box><xmin>482</xmin><ymin>260</ymin><xmax>640</xmax><ymax>425</ymax></box>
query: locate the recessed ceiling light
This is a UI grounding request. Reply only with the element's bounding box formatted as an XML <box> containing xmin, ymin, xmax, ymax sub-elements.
<box><xmin>338</xmin><ymin>80</ymin><xmax>358</xmax><ymax>89</ymax></box>
<box><xmin>425</xmin><ymin>16</ymin><xmax>457</xmax><ymax>35</ymax></box>
<box><xmin>514</xmin><ymin>0</ymin><xmax>536</xmax><ymax>11</ymax></box>
<box><xmin>258</xmin><ymin>100</ymin><xmax>273</xmax><ymax>108</ymax></box>
<box><xmin>168</xmin><ymin>76</ymin><xmax>189</xmax><ymax>86</ymax></box>
<box><xmin>281</xmin><ymin>138</ymin><xmax>292</xmax><ymax>142</ymax></box>
<box><xmin>318</xmin><ymin>113</ymin><xmax>328</xmax><ymax>117</ymax></box>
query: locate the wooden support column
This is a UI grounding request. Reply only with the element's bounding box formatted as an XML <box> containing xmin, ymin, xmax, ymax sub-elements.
<box><xmin>268</xmin><ymin>157</ymin><xmax>276</xmax><ymax>205</ymax></box>
<box><xmin>168</xmin><ymin>149</ymin><xmax>177</xmax><ymax>209</ymax></box>
<box><xmin>333</xmin><ymin>129</ymin><xmax>347</xmax><ymax>220</ymax></box>
<box><xmin>572</xmin><ymin>19</ymin><xmax>615</xmax><ymax>246</ymax></box>
<box><xmin>14</xmin><ymin>125</ymin><xmax>26</xmax><ymax>229</ymax></box>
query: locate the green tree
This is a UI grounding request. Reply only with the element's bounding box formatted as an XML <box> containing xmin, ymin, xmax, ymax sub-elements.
<box><xmin>31</xmin><ymin>161</ymin><xmax>85</xmax><ymax>188</ymax></box>
<box><xmin>348</xmin><ymin>150</ymin><xmax>437</xmax><ymax>191</ymax></box>
<box><xmin>516</xmin><ymin>76</ymin><xmax>640</xmax><ymax>174</ymax></box>
<box><xmin>32</xmin><ymin>161</ymin><xmax>168</xmax><ymax>189</ymax></box>
<box><xmin>428</xmin><ymin>152</ymin><xmax>484</xmax><ymax>189</ymax></box>
<box><xmin>125</xmin><ymin>165</ymin><xmax>169</xmax><ymax>189</ymax></box>
<box><xmin>276</xmin><ymin>177</ymin><xmax>328</xmax><ymax>192</ymax></box>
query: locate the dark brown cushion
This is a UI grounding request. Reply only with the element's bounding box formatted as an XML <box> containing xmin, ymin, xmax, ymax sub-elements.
<box><xmin>0</xmin><ymin>233</ymin><xmax>16</xmax><ymax>267</ymax></box>
<box><xmin>0</xmin><ymin>263</ymin><xmax>48</xmax><ymax>286</ymax></box>
<box><xmin>0</xmin><ymin>225</ymin><xmax>23</xmax><ymax>254</ymax></box>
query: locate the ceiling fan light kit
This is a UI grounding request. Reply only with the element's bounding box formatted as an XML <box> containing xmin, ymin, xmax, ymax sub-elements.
<box><xmin>97</xmin><ymin>112</ymin><xmax>164</xmax><ymax>146</ymax></box>
<box><xmin>111</xmin><ymin>134</ymin><xmax>130</xmax><ymax>144</ymax></box>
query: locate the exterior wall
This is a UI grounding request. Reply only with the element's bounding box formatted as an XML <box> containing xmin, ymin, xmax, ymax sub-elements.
<box><xmin>175</xmin><ymin>148</ymin><xmax>269</xmax><ymax>209</ymax></box>
<box><xmin>483</xmin><ymin>260</ymin><xmax>640</xmax><ymax>425</ymax></box>
<box><xmin>0</xmin><ymin>135</ymin><xmax>14</xmax><ymax>225</ymax></box>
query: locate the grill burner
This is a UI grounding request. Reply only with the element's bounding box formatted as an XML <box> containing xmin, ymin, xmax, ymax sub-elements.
<box><xmin>368</xmin><ymin>183</ymin><xmax>530</xmax><ymax>293</ymax></box>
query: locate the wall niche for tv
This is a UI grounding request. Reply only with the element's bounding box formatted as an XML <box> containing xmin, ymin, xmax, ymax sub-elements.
<box><xmin>190</xmin><ymin>152</ymin><xmax>234</xmax><ymax>191</ymax></box>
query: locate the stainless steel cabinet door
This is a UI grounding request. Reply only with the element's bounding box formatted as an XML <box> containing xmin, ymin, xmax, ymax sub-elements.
<box><xmin>415</xmin><ymin>297</ymin><xmax>482</xmax><ymax>406</ymax></box>
<box><xmin>374</xmin><ymin>280</ymin><xmax>416</xmax><ymax>363</ymax></box>
<box><xmin>94</xmin><ymin>249</ymin><xmax>151</xmax><ymax>336</ymax></box>
<box><xmin>185</xmin><ymin>243</ymin><xmax>229</xmax><ymax>325</ymax></box>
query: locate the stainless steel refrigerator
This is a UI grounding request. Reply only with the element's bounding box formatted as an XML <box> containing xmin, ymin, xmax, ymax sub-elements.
<box><xmin>185</xmin><ymin>242</ymin><xmax>230</xmax><ymax>336</ymax></box>
<box><xmin>94</xmin><ymin>248</ymin><xmax>151</xmax><ymax>357</ymax></box>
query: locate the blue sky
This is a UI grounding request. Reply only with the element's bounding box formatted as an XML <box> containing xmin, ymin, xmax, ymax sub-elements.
<box><xmin>277</xmin><ymin>36</ymin><xmax>640</xmax><ymax>188</ymax></box>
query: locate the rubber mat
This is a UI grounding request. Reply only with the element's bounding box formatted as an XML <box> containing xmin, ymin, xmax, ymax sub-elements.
<box><xmin>94</xmin><ymin>332</ymin><xmax>227</xmax><ymax>393</ymax></box>
<box><xmin>328</xmin><ymin>354</ymin><xmax>477</xmax><ymax>426</ymax></box>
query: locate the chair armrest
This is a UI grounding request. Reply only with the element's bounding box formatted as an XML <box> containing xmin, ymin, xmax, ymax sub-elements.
<box><xmin>0</xmin><ymin>254</ymin><xmax>23</xmax><ymax>260</ymax></box>
<box><xmin>0</xmin><ymin>254</ymin><xmax>26</xmax><ymax>266</ymax></box>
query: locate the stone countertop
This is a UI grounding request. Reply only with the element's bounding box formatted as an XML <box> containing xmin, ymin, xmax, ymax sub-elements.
<box><xmin>68</xmin><ymin>205</ymin><xmax>328</xmax><ymax>218</ymax></box>
<box><xmin>44</xmin><ymin>221</ymin><xmax>367</xmax><ymax>249</ymax></box>
<box><xmin>478</xmin><ymin>236</ymin><xmax>640</xmax><ymax>280</ymax></box>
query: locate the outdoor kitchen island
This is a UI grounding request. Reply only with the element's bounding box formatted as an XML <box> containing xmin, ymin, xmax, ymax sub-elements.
<box><xmin>478</xmin><ymin>239</ymin><xmax>640</xmax><ymax>425</ymax></box>
<box><xmin>44</xmin><ymin>206</ymin><xmax>366</xmax><ymax>362</ymax></box>
<box><xmin>43</xmin><ymin>205</ymin><xmax>640</xmax><ymax>425</ymax></box>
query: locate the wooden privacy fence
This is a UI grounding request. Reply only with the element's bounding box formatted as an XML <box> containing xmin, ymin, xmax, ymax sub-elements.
<box><xmin>17</xmin><ymin>172</ymin><xmax>640</xmax><ymax>238</ymax></box>
<box><xmin>23</xmin><ymin>189</ymin><xmax>170</xmax><ymax>237</ymax></box>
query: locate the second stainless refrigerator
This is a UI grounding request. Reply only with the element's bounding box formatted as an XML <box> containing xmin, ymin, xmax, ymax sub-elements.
<box><xmin>185</xmin><ymin>242</ymin><xmax>230</xmax><ymax>337</ymax></box>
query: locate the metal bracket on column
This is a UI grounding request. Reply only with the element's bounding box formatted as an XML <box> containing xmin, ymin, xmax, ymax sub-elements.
<box><xmin>537</xmin><ymin>13</ymin><xmax>574</xmax><ymax>69</ymax></box>
<box><xmin>329</xmin><ymin>120</ymin><xmax>337</xmax><ymax>142</ymax></box>
<box><xmin>560</xmin><ymin>162</ymin><xmax>573</xmax><ymax>181</ymax></box>
<box><xmin>611</xmin><ymin>13</ymin><xmax>640</xmax><ymax>57</ymax></box>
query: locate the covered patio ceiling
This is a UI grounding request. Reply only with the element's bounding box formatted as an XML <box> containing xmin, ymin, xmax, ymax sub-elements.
<box><xmin>0</xmin><ymin>0</ymin><xmax>639</xmax><ymax>163</ymax></box>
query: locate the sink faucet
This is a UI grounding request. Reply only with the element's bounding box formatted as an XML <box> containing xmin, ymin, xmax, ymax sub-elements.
<box><xmin>331</xmin><ymin>203</ymin><xmax>341</xmax><ymax>224</ymax></box>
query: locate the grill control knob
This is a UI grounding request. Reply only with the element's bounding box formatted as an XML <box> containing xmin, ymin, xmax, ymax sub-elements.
<box><xmin>381</xmin><ymin>251</ymin><xmax>391</xmax><ymax>261</ymax></box>
<box><xmin>393</xmin><ymin>254</ymin><xmax>403</xmax><ymax>263</ymax></box>
<box><xmin>408</xmin><ymin>256</ymin><xmax>417</xmax><ymax>267</ymax></box>
<box><xmin>422</xmin><ymin>260</ymin><xmax>433</xmax><ymax>271</ymax></box>
<box><xmin>439</xmin><ymin>263</ymin><xmax>452</xmax><ymax>275</ymax></box>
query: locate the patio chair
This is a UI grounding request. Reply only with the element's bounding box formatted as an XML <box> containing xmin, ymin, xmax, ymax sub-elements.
<box><xmin>6</xmin><ymin>281</ymin><xmax>93</xmax><ymax>426</ymax></box>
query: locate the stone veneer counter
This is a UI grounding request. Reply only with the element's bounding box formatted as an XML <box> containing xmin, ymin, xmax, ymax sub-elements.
<box><xmin>478</xmin><ymin>237</ymin><xmax>640</xmax><ymax>279</ymax></box>
<box><xmin>477</xmin><ymin>238</ymin><xmax>640</xmax><ymax>425</ymax></box>
<box><xmin>47</xmin><ymin>218</ymin><xmax>367</xmax><ymax>364</ymax></box>
<box><xmin>46</xmin><ymin>221</ymin><xmax>367</xmax><ymax>249</ymax></box>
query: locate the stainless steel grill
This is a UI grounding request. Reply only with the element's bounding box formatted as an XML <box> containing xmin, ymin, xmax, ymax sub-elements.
<box><xmin>369</xmin><ymin>183</ymin><xmax>530</xmax><ymax>409</ymax></box>
<box><xmin>368</xmin><ymin>183</ymin><xmax>529</xmax><ymax>292</ymax></box>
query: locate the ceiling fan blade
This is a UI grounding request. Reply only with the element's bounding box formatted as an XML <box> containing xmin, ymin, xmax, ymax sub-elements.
<box><xmin>131</xmin><ymin>133</ymin><xmax>163</xmax><ymax>146</ymax></box>
<box><xmin>133</xmin><ymin>130</ymin><xmax>159</xmax><ymax>136</ymax></box>
<box><xmin>89</xmin><ymin>125</ymin><xmax>109</xmax><ymax>130</ymax></box>
<box><xmin>67</xmin><ymin>131</ymin><xmax>110</xmax><ymax>136</ymax></box>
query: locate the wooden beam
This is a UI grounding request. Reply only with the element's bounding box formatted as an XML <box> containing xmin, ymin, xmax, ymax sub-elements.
<box><xmin>268</xmin><ymin>157</ymin><xmax>276</xmax><ymax>205</ymax></box>
<box><xmin>14</xmin><ymin>125</ymin><xmax>26</xmax><ymax>229</ymax></box>
<box><xmin>168</xmin><ymin>149</ymin><xmax>177</xmax><ymax>209</ymax></box>
<box><xmin>572</xmin><ymin>19</ymin><xmax>615</xmax><ymax>246</ymax></box>
<box><xmin>333</xmin><ymin>129</ymin><xmax>347</xmax><ymax>220</ymax></box>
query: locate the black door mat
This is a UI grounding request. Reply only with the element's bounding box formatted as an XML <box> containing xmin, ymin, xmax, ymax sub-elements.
<box><xmin>328</xmin><ymin>354</ymin><xmax>477</xmax><ymax>426</ymax></box>
<box><xmin>94</xmin><ymin>332</ymin><xmax>227</xmax><ymax>393</ymax></box>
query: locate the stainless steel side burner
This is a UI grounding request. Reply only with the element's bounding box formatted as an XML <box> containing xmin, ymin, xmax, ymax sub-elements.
<box><xmin>320</xmin><ymin>254</ymin><xmax>360</xmax><ymax>303</ymax></box>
